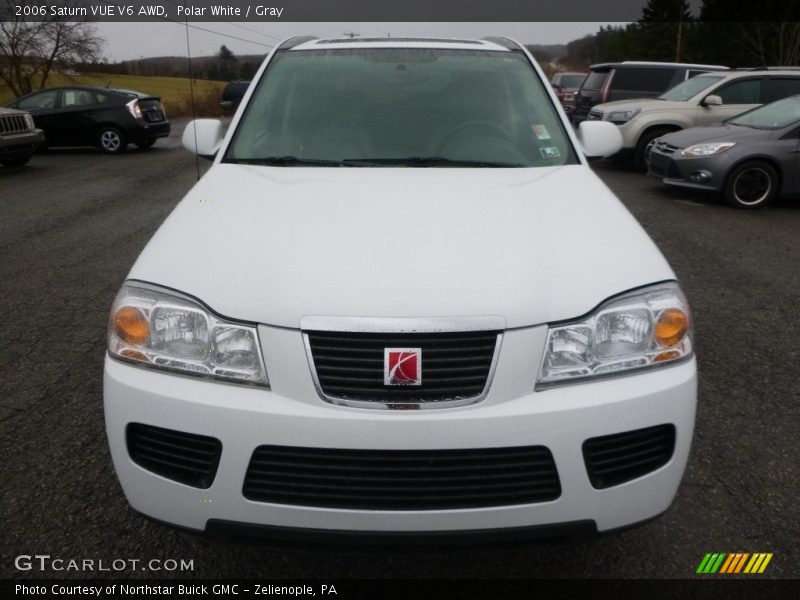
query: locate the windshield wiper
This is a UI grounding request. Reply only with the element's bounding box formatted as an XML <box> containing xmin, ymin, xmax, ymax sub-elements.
<box><xmin>340</xmin><ymin>156</ymin><xmax>528</xmax><ymax>167</ymax></box>
<box><xmin>224</xmin><ymin>156</ymin><xmax>354</xmax><ymax>167</ymax></box>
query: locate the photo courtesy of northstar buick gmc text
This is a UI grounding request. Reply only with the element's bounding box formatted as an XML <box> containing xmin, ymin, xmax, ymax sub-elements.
<box><xmin>103</xmin><ymin>36</ymin><xmax>696</xmax><ymax>542</ymax></box>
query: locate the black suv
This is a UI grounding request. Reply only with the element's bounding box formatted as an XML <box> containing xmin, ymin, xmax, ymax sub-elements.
<box><xmin>8</xmin><ymin>86</ymin><xmax>170</xmax><ymax>154</ymax></box>
<box><xmin>573</xmin><ymin>61</ymin><xmax>728</xmax><ymax>123</ymax></box>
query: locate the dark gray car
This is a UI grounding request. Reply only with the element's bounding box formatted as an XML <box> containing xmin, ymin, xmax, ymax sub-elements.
<box><xmin>647</xmin><ymin>95</ymin><xmax>800</xmax><ymax>209</ymax></box>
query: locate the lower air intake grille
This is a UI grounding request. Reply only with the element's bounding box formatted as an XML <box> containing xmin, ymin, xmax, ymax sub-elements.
<box><xmin>126</xmin><ymin>423</ymin><xmax>222</xmax><ymax>488</ymax></box>
<box><xmin>243</xmin><ymin>445</ymin><xmax>561</xmax><ymax>510</ymax></box>
<box><xmin>306</xmin><ymin>330</ymin><xmax>500</xmax><ymax>404</ymax></box>
<box><xmin>583</xmin><ymin>424</ymin><xmax>676</xmax><ymax>489</ymax></box>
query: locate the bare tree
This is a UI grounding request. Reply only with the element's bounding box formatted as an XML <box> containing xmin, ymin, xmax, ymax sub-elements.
<box><xmin>738</xmin><ymin>21</ymin><xmax>800</xmax><ymax>67</ymax></box>
<box><xmin>0</xmin><ymin>3</ymin><xmax>104</xmax><ymax>97</ymax></box>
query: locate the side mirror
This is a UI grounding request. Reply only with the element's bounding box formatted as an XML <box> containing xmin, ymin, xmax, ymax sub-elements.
<box><xmin>577</xmin><ymin>120</ymin><xmax>623</xmax><ymax>159</ymax></box>
<box><xmin>703</xmin><ymin>94</ymin><xmax>723</xmax><ymax>107</ymax></box>
<box><xmin>182</xmin><ymin>119</ymin><xmax>224</xmax><ymax>159</ymax></box>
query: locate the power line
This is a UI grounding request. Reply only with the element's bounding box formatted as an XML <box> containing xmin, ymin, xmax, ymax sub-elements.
<box><xmin>160</xmin><ymin>0</ymin><xmax>284</xmax><ymax>45</ymax></box>
<box><xmin>96</xmin><ymin>0</ymin><xmax>274</xmax><ymax>49</ymax></box>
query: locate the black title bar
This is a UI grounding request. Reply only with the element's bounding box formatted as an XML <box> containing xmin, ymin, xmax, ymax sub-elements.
<box><xmin>3</xmin><ymin>0</ymin><xmax>800</xmax><ymax>22</ymax></box>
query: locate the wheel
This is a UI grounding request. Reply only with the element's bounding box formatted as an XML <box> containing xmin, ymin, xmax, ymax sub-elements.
<box><xmin>98</xmin><ymin>127</ymin><xmax>127</xmax><ymax>154</ymax></box>
<box><xmin>723</xmin><ymin>160</ymin><xmax>778</xmax><ymax>209</ymax></box>
<box><xmin>1</xmin><ymin>155</ymin><xmax>32</xmax><ymax>167</ymax></box>
<box><xmin>634</xmin><ymin>128</ymin><xmax>674</xmax><ymax>172</ymax></box>
<box><xmin>136</xmin><ymin>139</ymin><xmax>156</xmax><ymax>150</ymax></box>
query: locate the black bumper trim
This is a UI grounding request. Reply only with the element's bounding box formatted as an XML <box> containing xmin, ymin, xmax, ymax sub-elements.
<box><xmin>203</xmin><ymin>519</ymin><xmax>597</xmax><ymax>549</ymax></box>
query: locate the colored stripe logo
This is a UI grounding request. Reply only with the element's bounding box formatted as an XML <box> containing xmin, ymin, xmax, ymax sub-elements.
<box><xmin>696</xmin><ymin>553</ymin><xmax>773</xmax><ymax>574</ymax></box>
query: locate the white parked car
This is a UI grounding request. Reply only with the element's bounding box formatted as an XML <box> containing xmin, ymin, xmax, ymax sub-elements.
<box><xmin>104</xmin><ymin>37</ymin><xmax>696</xmax><ymax>542</ymax></box>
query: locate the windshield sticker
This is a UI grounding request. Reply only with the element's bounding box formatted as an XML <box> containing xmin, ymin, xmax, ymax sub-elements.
<box><xmin>532</xmin><ymin>124</ymin><xmax>551</xmax><ymax>140</ymax></box>
<box><xmin>540</xmin><ymin>146</ymin><xmax>561</xmax><ymax>159</ymax></box>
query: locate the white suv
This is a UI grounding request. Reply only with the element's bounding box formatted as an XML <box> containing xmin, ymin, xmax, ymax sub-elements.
<box><xmin>590</xmin><ymin>69</ymin><xmax>800</xmax><ymax>170</ymax></box>
<box><xmin>104</xmin><ymin>37</ymin><xmax>696</xmax><ymax>542</ymax></box>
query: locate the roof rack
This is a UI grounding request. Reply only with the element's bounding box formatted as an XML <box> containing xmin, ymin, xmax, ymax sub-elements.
<box><xmin>279</xmin><ymin>36</ymin><xmax>317</xmax><ymax>50</ymax></box>
<box><xmin>482</xmin><ymin>37</ymin><xmax>520</xmax><ymax>50</ymax></box>
<box><xmin>591</xmin><ymin>61</ymin><xmax>728</xmax><ymax>70</ymax></box>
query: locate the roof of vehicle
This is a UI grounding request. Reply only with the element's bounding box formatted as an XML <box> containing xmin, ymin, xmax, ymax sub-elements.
<box><xmin>589</xmin><ymin>61</ymin><xmax>729</xmax><ymax>71</ymax></box>
<box><xmin>289</xmin><ymin>37</ymin><xmax>515</xmax><ymax>52</ymax></box>
<box><xmin>15</xmin><ymin>85</ymin><xmax>151</xmax><ymax>98</ymax></box>
<box><xmin>693</xmin><ymin>69</ymin><xmax>800</xmax><ymax>80</ymax></box>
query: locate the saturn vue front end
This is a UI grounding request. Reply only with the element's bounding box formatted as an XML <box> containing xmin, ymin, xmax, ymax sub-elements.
<box><xmin>104</xmin><ymin>37</ymin><xmax>696</xmax><ymax>542</ymax></box>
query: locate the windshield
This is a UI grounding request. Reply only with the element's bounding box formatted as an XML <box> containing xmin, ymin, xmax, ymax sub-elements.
<box><xmin>225</xmin><ymin>48</ymin><xmax>577</xmax><ymax>167</ymax></box>
<box><xmin>728</xmin><ymin>95</ymin><xmax>800</xmax><ymax>129</ymax></box>
<box><xmin>560</xmin><ymin>74</ymin><xmax>586</xmax><ymax>88</ymax></box>
<box><xmin>659</xmin><ymin>76</ymin><xmax>724</xmax><ymax>101</ymax></box>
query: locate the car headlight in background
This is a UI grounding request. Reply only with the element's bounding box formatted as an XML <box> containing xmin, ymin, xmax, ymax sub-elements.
<box><xmin>23</xmin><ymin>113</ymin><xmax>35</xmax><ymax>130</ymax></box>
<box><xmin>537</xmin><ymin>282</ymin><xmax>692</xmax><ymax>386</ymax></box>
<box><xmin>680</xmin><ymin>142</ymin><xmax>735</xmax><ymax>157</ymax></box>
<box><xmin>108</xmin><ymin>281</ymin><xmax>268</xmax><ymax>386</ymax></box>
<box><xmin>607</xmin><ymin>108</ymin><xmax>641</xmax><ymax>124</ymax></box>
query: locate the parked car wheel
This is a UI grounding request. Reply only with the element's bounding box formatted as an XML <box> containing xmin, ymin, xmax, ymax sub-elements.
<box><xmin>136</xmin><ymin>139</ymin><xmax>156</xmax><ymax>150</ymax></box>
<box><xmin>98</xmin><ymin>127</ymin><xmax>127</xmax><ymax>154</ymax></box>
<box><xmin>635</xmin><ymin>128</ymin><xmax>674</xmax><ymax>172</ymax></box>
<box><xmin>1</xmin><ymin>155</ymin><xmax>32</xmax><ymax>167</ymax></box>
<box><xmin>723</xmin><ymin>160</ymin><xmax>778</xmax><ymax>209</ymax></box>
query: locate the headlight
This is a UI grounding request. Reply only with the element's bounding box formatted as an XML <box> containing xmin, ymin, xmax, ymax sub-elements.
<box><xmin>108</xmin><ymin>281</ymin><xmax>268</xmax><ymax>386</ymax></box>
<box><xmin>607</xmin><ymin>108</ymin><xmax>641</xmax><ymax>124</ymax></box>
<box><xmin>681</xmin><ymin>142</ymin><xmax>735</xmax><ymax>157</ymax></box>
<box><xmin>23</xmin><ymin>113</ymin><xmax>35</xmax><ymax>129</ymax></box>
<box><xmin>537</xmin><ymin>282</ymin><xmax>692</xmax><ymax>386</ymax></box>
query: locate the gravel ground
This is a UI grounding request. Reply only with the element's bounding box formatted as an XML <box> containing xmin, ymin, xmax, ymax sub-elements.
<box><xmin>1</xmin><ymin>124</ymin><xmax>797</xmax><ymax>579</ymax></box>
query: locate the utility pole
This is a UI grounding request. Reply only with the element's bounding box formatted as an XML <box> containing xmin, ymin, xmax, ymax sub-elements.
<box><xmin>675</xmin><ymin>1</ymin><xmax>683</xmax><ymax>62</ymax></box>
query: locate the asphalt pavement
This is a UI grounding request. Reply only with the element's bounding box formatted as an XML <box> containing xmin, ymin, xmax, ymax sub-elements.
<box><xmin>1</xmin><ymin>124</ymin><xmax>798</xmax><ymax>579</ymax></box>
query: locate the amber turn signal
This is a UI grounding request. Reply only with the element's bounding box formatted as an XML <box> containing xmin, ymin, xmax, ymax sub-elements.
<box><xmin>114</xmin><ymin>306</ymin><xmax>149</xmax><ymax>345</ymax></box>
<box><xmin>654</xmin><ymin>309</ymin><xmax>688</xmax><ymax>347</ymax></box>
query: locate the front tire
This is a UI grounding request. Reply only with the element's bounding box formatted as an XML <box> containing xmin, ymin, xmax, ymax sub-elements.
<box><xmin>98</xmin><ymin>127</ymin><xmax>127</xmax><ymax>154</ymax></box>
<box><xmin>1</xmin><ymin>155</ymin><xmax>32</xmax><ymax>167</ymax></box>
<box><xmin>723</xmin><ymin>160</ymin><xmax>778</xmax><ymax>209</ymax></box>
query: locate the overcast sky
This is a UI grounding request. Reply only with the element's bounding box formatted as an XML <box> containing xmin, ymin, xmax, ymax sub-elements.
<box><xmin>96</xmin><ymin>22</ymin><xmax>630</xmax><ymax>61</ymax></box>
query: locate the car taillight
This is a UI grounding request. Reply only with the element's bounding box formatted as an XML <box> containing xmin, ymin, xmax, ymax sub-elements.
<box><xmin>126</xmin><ymin>99</ymin><xmax>143</xmax><ymax>119</ymax></box>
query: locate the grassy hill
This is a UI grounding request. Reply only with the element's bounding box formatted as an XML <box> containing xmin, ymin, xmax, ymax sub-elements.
<box><xmin>0</xmin><ymin>73</ymin><xmax>228</xmax><ymax>117</ymax></box>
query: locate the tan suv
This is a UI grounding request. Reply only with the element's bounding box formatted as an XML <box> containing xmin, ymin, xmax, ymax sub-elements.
<box><xmin>589</xmin><ymin>69</ymin><xmax>800</xmax><ymax>170</ymax></box>
<box><xmin>0</xmin><ymin>106</ymin><xmax>44</xmax><ymax>167</ymax></box>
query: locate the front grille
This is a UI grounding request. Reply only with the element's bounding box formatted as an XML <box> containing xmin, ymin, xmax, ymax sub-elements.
<box><xmin>306</xmin><ymin>330</ymin><xmax>500</xmax><ymax>405</ymax></box>
<box><xmin>583</xmin><ymin>424</ymin><xmax>676</xmax><ymax>489</ymax></box>
<box><xmin>654</xmin><ymin>140</ymin><xmax>679</xmax><ymax>154</ymax></box>
<box><xmin>126</xmin><ymin>423</ymin><xmax>222</xmax><ymax>488</ymax></box>
<box><xmin>243</xmin><ymin>445</ymin><xmax>561</xmax><ymax>510</ymax></box>
<box><xmin>0</xmin><ymin>114</ymin><xmax>29</xmax><ymax>134</ymax></box>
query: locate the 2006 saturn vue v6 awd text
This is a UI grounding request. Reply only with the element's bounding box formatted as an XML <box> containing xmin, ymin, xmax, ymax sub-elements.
<box><xmin>104</xmin><ymin>37</ymin><xmax>696</xmax><ymax>542</ymax></box>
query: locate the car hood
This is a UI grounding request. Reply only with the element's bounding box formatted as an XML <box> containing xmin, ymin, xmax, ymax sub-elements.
<box><xmin>661</xmin><ymin>124</ymin><xmax>770</xmax><ymax>148</ymax></box>
<box><xmin>593</xmin><ymin>98</ymin><xmax>688</xmax><ymax>114</ymax></box>
<box><xmin>129</xmin><ymin>164</ymin><xmax>674</xmax><ymax>329</ymax></box>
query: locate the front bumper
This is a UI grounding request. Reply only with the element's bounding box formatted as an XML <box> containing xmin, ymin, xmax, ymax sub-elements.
<box><xmin>104</xmin><ymin>324</ymin><xmax>697</xmax><ymax>537</ymax></box>
<box><xmin>0</xmin><ymin>129</ymin><xmax>44</xmax><ymax>159</ymax></box>
<box><xmin>648</xmin><ymin>148</ymin><xmax>729</xmax><ymax>192</ymax></box>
